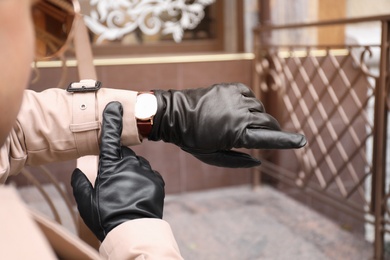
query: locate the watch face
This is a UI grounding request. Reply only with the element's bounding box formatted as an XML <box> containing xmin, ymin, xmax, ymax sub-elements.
<box><xmin>135</xmin><ymin>93</ymin><xmax>158</xmax><ymax>120</ymax></box>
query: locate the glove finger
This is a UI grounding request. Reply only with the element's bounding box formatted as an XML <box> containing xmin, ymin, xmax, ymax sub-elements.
<box><xmin>240</xmin><ymin>128</ymin><xmax>307</xmax><ymax>149</ymax></box>
<box><xmin>137</xmin><ymin>155</ymin><xmax>166</xmax><ymax>187</ymax></box>
<box><xmin>100</xmin><ymin>102</ymin><xmax>123</xmax><ymax>163</ymax></box>
<box><xmin>243</xmin><ymin>96</ymin><xmax>266</xmax><ymax>113</ymax></box>
<box><xmin>71</xmin><ymin>169</ymin><xmax>105</xmax><ymax>241</ymax></box>
<box><xmin>250</xmin><ymin>112</ymin><xmax>282</xmax><ymax>131</ymax></box>
<box><xmin>234</xmin><ymin>84</ymin><xmax>266</xmax><ymax>113</ymax></box>
<box><xmin>185</xmin><ymin>149</ymin><xmax>261</xmax><ymax>168</ymax></box>
<box><xmin>137</xmin><ymin>154</ymin><xmax>154</xmax><ymax>170</ymax></box>
<box><xmin>71</xmin><ymin>168</ymin><xmax>93</xmax><ymax>213</ymax></box>
<box><xmin>120</xmin><ymin>146</ymin><xmax>138</xmax><ymax>161</ymax></box>
<box><xmin>122</xmin><ymin>147</ymin><xmax>165</xmax><ymax>186</ymax></box>
<box><xmin>119</xmin><ymin>145</ymin><xmax>156</xmax><ymax>172</ymax></box>
<box><xmin>235</xmin><ymin>83</ymin><xmax>256</xmax><ymax>98</ymax></box>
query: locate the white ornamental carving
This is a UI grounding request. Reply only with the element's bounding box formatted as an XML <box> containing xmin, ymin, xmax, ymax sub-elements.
<box><xmin>83</xmin><ymin>0</ymin><xmax>216</xmax><ymax>44</ymax></box>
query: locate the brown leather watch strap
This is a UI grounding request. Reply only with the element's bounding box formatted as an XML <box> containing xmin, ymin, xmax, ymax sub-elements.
<box><xmin>137</xmin><ymin>119</ymin><xmax>153</xmax><ymax>138</ymax></box>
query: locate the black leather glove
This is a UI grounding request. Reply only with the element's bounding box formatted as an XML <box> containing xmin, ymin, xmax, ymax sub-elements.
<box><xmin>149</xmin><ymin>83</ymin><xmax>306</xmax><ymax>168</ymax></box>
<box><xmin>71</xmin><ymin>102</ymin><xmax>165</xmax><ymax>242</ymax></box>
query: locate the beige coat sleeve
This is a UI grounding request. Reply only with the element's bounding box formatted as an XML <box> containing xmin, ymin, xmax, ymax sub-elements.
<box><xmin>100</xmin><ymin>219</ymin><xmax>183</xmax><ymax>260</ymax></box>
<box><xmin>0</xmin><ymin>87</ymin><xmax>142</xmax><ymax>182</ymax></box>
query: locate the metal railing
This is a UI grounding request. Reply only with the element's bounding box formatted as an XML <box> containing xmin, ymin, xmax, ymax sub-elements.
<box><xmin>253</xmin><ymin>15</ymin><xmax>390</xmax><ymax>259</ymax></box>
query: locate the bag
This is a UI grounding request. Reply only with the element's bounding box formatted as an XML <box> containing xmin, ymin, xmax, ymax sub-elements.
<box><xmin>32</xmin><ymin>0</ymin><xmax>80</xmax><ymax>60</ymax></box>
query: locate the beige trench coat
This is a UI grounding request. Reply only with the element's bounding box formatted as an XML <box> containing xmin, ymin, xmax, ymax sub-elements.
<box><xmin>0</xmin><ymin>88</ymin><xmax>183</xmax><ymax>259</ymax></box>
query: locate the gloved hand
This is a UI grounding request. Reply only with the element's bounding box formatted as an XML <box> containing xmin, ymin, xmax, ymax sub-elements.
<box><xmin>71</xmin><ymin>102</ymin><xmax>165</xmax><ymax>242</ymax></box>
<box><xmin>149</xmin><ymin>83</ymin><xmax>306</xmax><ymax>168</ymax></box>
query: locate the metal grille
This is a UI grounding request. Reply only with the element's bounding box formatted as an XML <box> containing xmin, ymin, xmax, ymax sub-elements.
<box><xmin>253</xmin><ymin>16</ymin><xmax>390</xmax><ymax>259</ymax></box>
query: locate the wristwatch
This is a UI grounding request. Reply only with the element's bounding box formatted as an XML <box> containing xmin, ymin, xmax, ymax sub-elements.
<box><xmin>135</xmin><ymin>92</ymin><xmax>158</xmax><ymax>138</ymax></box>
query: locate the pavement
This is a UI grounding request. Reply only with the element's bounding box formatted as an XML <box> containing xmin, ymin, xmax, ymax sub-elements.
<box><xmin>163</xmin><ymin>185</ymin><xmax>373</xmax><ymax>260</ymax></box>
<box><xmin>18</xmin><ymin>184</ymin><xmax>373</xmax><ymax>260</ymax></box>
